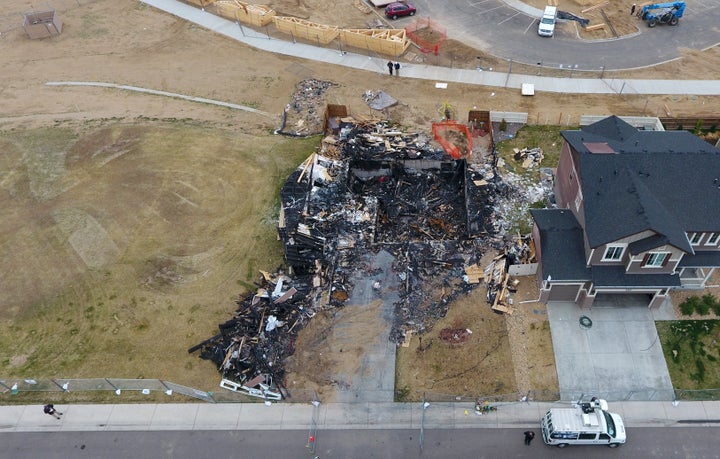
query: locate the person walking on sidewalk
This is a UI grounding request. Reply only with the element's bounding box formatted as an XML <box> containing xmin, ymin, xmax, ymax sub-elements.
<box><xmin>43</xmin><ymin>404</ymin><xmax>63</xmax><ymax>419</ymax></box>
<box><xmin>387</xmin><ymin>61</ymin><xmax>393</xmax><ymax>75</ymax></box>
<box><xmin>524</xmin><ymin>430</ymin><xmax>535</xmax><ymax>445</ymax></box>
<box><xmin>394</xmin><ymin>62</ymin><xmax>400</xmax><ymax>76</ymax></box>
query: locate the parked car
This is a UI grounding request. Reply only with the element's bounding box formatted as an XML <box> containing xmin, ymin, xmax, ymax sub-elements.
<box><xmin>385</xmin><ymin>2</ymin><xmax>416</xmax><ymax>19</ymax></box>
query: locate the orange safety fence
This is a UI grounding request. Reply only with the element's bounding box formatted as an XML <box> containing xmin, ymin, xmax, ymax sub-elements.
<box><xmin>405</xmin><ymin>17</ymin><xmax>446</xmax><ymax>55</ymax></box>
<box><xmin>432</xmin><ymin>121</ymin><xmax>473</xmax><ymax>159</ymax></box>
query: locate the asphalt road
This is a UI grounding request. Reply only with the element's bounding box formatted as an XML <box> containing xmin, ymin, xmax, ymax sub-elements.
<box><xmin>404</xmin><ymin>0</ymin><xmax>720</xmax><ymax>70</ymax></box>
<box><xmin>1</xmin><ymin>427</ymin><xmax>718</xmax><ymax>459</ymax></box>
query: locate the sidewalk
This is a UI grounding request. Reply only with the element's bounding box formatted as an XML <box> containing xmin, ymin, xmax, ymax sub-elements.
<box><xmin>2</xmin><ymin>400</ymin><xmax>719</xmax><ymax>432</ymax></box>
<box><xmin>141</xmin><ymin>0</ymin><xmax>719</xmax><ymax>95</ymax></box>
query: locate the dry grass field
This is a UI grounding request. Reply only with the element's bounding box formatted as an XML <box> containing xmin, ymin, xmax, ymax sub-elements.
<box><xmin>0</xmin><ymin>120</ymin><xmax>317</xmax><ymax>389</ymax></box>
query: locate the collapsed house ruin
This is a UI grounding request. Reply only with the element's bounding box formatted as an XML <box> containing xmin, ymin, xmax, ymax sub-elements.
<box><xmin>191</xmin><ymin>83</ymin><xmax>546</xmax><ymax>399</ymax></box>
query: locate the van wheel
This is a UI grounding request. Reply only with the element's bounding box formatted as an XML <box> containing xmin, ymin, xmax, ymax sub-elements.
<box><xmin>608</xmin><ymin>443</ymin><xmax>620</xmax><ymax>448</ymax></box>
<box><xmin>556</xmin><ymin>443</ymin><xmax>569</xmax><ymax>448</ymax></box>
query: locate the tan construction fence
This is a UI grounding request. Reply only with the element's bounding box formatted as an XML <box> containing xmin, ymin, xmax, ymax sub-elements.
<box><xmin>182</xmin><ymin>0</ymin><xmax>411</xmax><ymax>57</ymax></box>
<box><xmin>212</xmin><ymin>0</ymin><xmax>276</xmax><ymax>27</ymax></box>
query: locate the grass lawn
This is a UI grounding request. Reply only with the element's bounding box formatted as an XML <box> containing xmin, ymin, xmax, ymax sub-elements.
<box><xmin>495</xmin><ymin>125</ymin><xmax>566</xmax><ymax>179</ymax></box>
<box><xmin>0</xmin><ymin>120</ymin><xmax>318</xmax><ymax>401</ymax></box>
<box><xmin>657</xmin><ymin>320</ymin><xmax>720</xmax><ymax>399</ymax></box>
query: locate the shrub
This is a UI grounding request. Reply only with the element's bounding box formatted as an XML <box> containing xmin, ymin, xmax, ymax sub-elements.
<box><xmin>679</xmin><ymin>296</ymin><xmax>698</xmax><ymax>316</ymax></box>
<box><xmin>694</xmin><ymin>358</ymin><xmax>706</xmax><ymax>382</ymax></box>
<box><xmin>695</xmin><ymin>298</ymin><xmax>710</xmax><ymax>316</ymax></box>
<box><xmin>707</xmin><ymin>354</ymin><xmax>717</xmax><ymax>362</ymax></box>
<box><xmin>694</xmin><ymin>119</ymin><xmax>704</xmax><ymax>135</ymax></box>
<box><xmin>499</xmin><ymin>118</ymin><xmax>507</xmax><ymax>132</ymax></box>
<box><xmin>713</xmin><ymin>301</ymin><xmax>720</xmax><ymax>317</ymax></box>
<box><xmin>701</xmin><ymin>294</ymin><xmax>718</xmax><ymax>315</ymax></box>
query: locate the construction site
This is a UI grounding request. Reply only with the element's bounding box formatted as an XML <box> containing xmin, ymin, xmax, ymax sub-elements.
<box><xmin>188</xmin><ymin>76</ymin><xmax>557</xmax><ymax>401</ymax></box>
<box><xmin>0</xmin><ymin>0</ymin><xmax>717</xmax><ymax>405</ymax></box>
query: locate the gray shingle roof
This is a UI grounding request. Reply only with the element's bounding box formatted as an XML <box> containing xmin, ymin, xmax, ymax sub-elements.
<box><xmin>591</xmin><ymin>266</ymin><xmax>681</xmax><ymax>288</ymax></box>
<box><xmin>530</xmin><ymin>209</ymin><xmax>590</xmax><ymax>281</ymax></box>
<box><xmin>562</xmin><ymin>116</ymin><xmax>720</xmax><ymax>252</ymax></box>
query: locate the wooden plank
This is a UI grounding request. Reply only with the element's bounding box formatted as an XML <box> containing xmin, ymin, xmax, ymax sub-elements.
<box><xmin>296</xmin><ymin>153</ymin><xmax>315</xmax><ymax>183</ymax></box>
<box><xmin>401</xmin><ymin>330</ymin><xmax>413</xmax><ymax>348</ymax></box>
<box><xmin>585</xmin><ymin>23</ymin><xmax>606</xmax><ymax>31</ymax></box>
<box><xmin>581</xmin><ymin>1</ymin><xmax>609</xmax><ymax>13</ymax></box>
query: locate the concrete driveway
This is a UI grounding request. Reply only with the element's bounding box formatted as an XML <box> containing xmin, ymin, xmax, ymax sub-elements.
<box><xmin>547</xmin><ymin>297</ymin><xmax>676</xmax><ymax>401</ymax></box>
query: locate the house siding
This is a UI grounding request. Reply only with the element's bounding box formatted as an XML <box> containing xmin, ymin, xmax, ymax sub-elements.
<box><xmin>626</xmin><ymin>244</ymin><xmax>682</xmax><ymax>274</ymax></box>
<box><xmin>588</xmin><ymin>230</ymin><xmax>658</xmax><ymax>266</ymax></box>
<box><xmin>555</xmin><ymin>143</ymin><xmax>583</xmax><ymax>224</ymax></box>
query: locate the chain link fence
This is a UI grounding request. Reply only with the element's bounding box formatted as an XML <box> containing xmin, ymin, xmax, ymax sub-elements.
<box><xmin>4</xmin><ymin>378</ymin><xmax>720</xmax><ymax>403</ymax></box>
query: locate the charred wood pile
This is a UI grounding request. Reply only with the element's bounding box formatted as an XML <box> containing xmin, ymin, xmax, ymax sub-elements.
<box><xmin>188</xmin><ymin>270</ymin><xmax>319</xmax><ymax>399</ymax></box>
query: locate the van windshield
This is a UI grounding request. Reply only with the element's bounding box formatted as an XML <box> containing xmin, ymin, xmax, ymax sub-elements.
<box><xmin>541</xmin><ymin>17</ymin><xmax>554</xmax><ymax>24</ymax></box>
<box><xmin>603</xmin><ymin>411</ymin><xmax>616</xmax><ymax>437</ymax></box>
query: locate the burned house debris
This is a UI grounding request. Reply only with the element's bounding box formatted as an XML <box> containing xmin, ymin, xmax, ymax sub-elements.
<box><xmin>193</xmin><ymin>99</ymin><xmax>547</xmax><ymax>398</ymax></box>
<box><xmin>277</xmin><ymin>79</ymin><xmax>336</xmax><ymax>137</ymax></box>
<box><xmin>276</xmin><ymin>117</ymin><xmax>519</xmax><ymax>344</ymax></box>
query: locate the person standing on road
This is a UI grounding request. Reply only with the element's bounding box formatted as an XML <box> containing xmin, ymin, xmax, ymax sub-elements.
<box><xmin>394</xmin><ymin>62</ymin><xmax>400</xmax><ymax>76</ymax></box>
<box><xmin>43</xmin><ymin>404</ymin><xmax>63</xmax><ymax>419</ymax></box>
<box><xmin>631</xmin><ymin>3</ymin><xmax>636</xmax><ymax>15</ymax></box>
<box><xmin>524</xmin><ymin>430</ymin><xmax>535</xmax><ymax>445</ymax></box>
<box><xmin>387</xmin><ymin>61</ymin><xmax>393</xmax><ymax>75</ymax></box>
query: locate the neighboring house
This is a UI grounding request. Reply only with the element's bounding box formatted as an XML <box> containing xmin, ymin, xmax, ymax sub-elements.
<box><xmin>530</xmin><ymin>116</ymin><xmax>720</xmax><ymax>309</ymax></box>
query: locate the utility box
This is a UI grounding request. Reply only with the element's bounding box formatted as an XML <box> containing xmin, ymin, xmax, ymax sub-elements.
<box><xmin>23</xmin><ymin>10</ymin><xmax>63</xmax><ymax>39</ymax></box>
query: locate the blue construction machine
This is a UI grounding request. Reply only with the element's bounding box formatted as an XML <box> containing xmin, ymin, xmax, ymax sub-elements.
<box><xmin>639</xmin><ymin>1</ymin><xmax>685</xmax><ymax>27</ymax></box>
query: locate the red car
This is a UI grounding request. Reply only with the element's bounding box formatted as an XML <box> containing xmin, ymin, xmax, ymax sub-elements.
<box><xmin>385</xmin><ymin>2</ymin><xmax>416</xmax><ymax>19</ymax></box>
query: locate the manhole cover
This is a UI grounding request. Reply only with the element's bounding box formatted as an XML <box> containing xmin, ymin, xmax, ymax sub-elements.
<box><xmin>579</xmin><ymin>316</ymin><xmax>593</xmax><ymax>329</ymax></box>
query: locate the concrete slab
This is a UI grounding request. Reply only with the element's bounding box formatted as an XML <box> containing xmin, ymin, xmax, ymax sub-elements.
<box><xmin>335</xmin><ymin>250</ymin><xmax>398</xmax><ymax>403</ymax></box>
<box><xmin>239</xmin><ymin>403</ymin><xmax>289</xmax><ymax>429</ymax></box>
<box><xmin>614</xmin><ymin>401</ymin><xmax>670</xmax><ymax>426</ymax></box>
<box><xmin>150</xmin><ymin>404</ymin><xmax>199</xmax><ymax>429</ymax></box>
<box><xmin>550</xmin><ymin>320</ymin><xmax>592</xmax><ymax>355</ymax></box>
<box><xmin>367</xmin><ymin>402</ymin><xmax>412</xmax><ymax>427</ymax></box>
<box><xmin>585</xmin><ymin>321</ymin><xmax>630</xmax><ymax>353</ymax></box>
<box><xmin>664</xmin><ymin>400</ymin><xmax>707</xmax><ymax>421</ymax></box>
<box><xmin>652</xmin><ymin>297</ymin><xmax>677</xmax><ymax>321</ymax></box>
<box><xmin>700</xmin><ymin>401</ymin><xmax>720</xmax><ymax>420</ymax></box>
<box><xmin>624</xmin><ymin>321</ymin><xmax>660</xmax><ymax>351</ymax></box>
<box><xmin>194</xmin><ymin>403</ymin><xmax>241</xmax><ymax>428</ymax></box>
<box><xmin>105</xmin><ymin>404</ymin><xmax>156</xmax><ymax>430</ymax></box>
<box><xmin>60</xmin><ymin>404</ymin><xmax>113</xmax><ymax>431</ymax></box>
<box><xmin>0</xmin><ymin>404</ymin><xmax>27</xmax><ymax>429</ymax></box>
<box><xmin>548</xmin><ymin>302</ymin><xmax>673</xmax><ymax>401</ymax></box>
<box><xmin>321</xmin><ymin>403</ymin><xmax>369</xmax><ymax>429</ymax></box>
<box><xmin>279</xmin><ymin>403</ymin><xmax>314</xmax><ymax>429</ymax></box>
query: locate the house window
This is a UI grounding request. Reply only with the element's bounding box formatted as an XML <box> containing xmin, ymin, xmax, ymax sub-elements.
<box><xmin>643</xmin><ymin>252</ymin><xmax>669</xmax><ymax>267</ymax></box>
<box><xmin>689</xmin><ymin>232</ymin><xmax>702</xmax><ymax>245</ymax></box>
<box><xmin>707</xmin><ymin>233</ymin><xmax>719</xmax><ymax>246</ymax></box>
<box><xmin>602</xmin><ymin>245</ymin><xmax>625</xmax><ymax>261</ymax></box>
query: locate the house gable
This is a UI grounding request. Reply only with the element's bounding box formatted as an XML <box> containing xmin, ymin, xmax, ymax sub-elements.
<box><xmin>560</xmin><ymin>116</ymin><xmax>720</xmax><ymax>253</ymax></box>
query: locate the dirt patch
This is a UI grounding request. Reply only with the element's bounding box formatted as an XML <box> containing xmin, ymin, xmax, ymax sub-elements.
<box><xmin>284</xmin><ymin>299</ymin><xmax>387</xmax><ymax>401</ymax></box>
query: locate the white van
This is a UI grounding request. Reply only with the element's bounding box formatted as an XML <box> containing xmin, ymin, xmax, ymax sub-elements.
<box><xmin>538</xmin><ymin>6</ymin><xmax>558</xmax><ymax>37</ymax></box>
<box><xmin>541</xmin><ymin>398</ymin><xmax>626</xmax><ymax>448</ymax></box>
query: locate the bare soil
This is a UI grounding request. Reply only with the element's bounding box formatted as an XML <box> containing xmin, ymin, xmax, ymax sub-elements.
<box><xmin>0</xmin><ymin>0</ymin><xmax>716</xmax><ymax>398</ymax></box>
